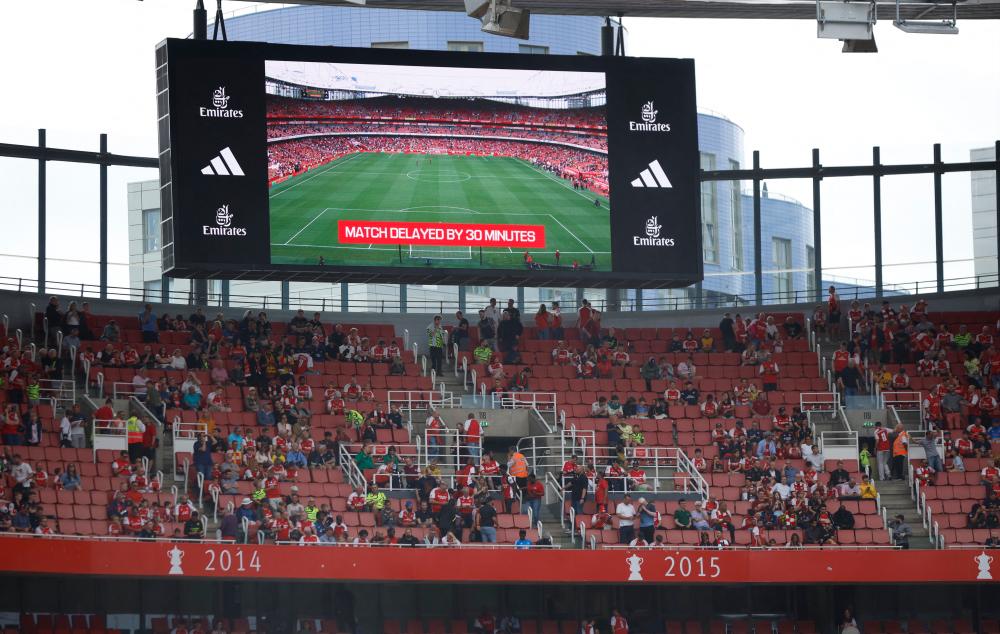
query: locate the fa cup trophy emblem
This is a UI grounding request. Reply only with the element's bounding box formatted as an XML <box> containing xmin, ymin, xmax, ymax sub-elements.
<box><xmin>975</xmin><ymin>551</ymin><xmax>994</xmax><ymax>580</ymax></box>
<box><xmin>625</xmin><ymin>553</ymin><xmax>644</xmax><ymax>581</ymax></box>
<box><xmin>167</xmin><ymin>546</ymin><xmax>185</xmax><ymax>575</ymax></box>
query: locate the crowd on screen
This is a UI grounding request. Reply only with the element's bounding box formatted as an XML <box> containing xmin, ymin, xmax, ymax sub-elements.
<box><xmin>266</xmin><ymin>95</ymin><xmax>607</xmax><ymax>129</ymax></box>
<box><xmin>267</xmin><ymin>123</ymin><xmax>607</xmax><ymax>152</ymax></box>
<box><xmin>266</xmin><ymin>135</ymin><xmax>608</xmax><ymax>193</ymax></box>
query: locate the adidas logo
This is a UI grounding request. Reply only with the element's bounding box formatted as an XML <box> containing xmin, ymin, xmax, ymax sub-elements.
<box><xmin>630</xmin><ymin>159</ymin><xmax>672</xmax><ymax>188</ymax></box>
<box><xmin>200</xmin><ymin>147</ymin><xmax>244</xmax><ymax>176</ymax></box>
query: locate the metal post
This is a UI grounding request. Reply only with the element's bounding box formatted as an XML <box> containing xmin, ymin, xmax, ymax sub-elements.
<box><xmin>340</xmin><ymin>282</ymin><xmax>349</xmax><ymax>312</ymax></box>
<box><xmin>161</xmin><ymin>276</ymin><xmax>170</xmax><ymax>304</ymax></box>
<box><xmin>399</xmin><ymin>284</ymin><xmax>408</xmax><ymax>314</ymax></box>
<box><xmin>193</xmin><ymin>0</ymin><xmax>207</xmax><ymax>40</ymax></box>
<box><xmin>517</xmin><ymin>286</ymin><xmax>525</xmax><ymax>312</ymax></box>
<box><xmin>995</xmin><ymin>140</ymin><xmax>1000</xmax><ymax>285</ymax></box>
<box><xmin>634</xmin><ymin>289</ymin><xmax>643</xmax><ymax>312</ymax></box>
<box><xmin>873</xmin><ymin>146</ymin><xmax>883</xmax><ymax>297</ymax></box>
<box><xmin>280</xmin><ymin>281</ymin><xmax>290</xmax><ymax>310</ymax></box>
<box><xmin>934</xmin><ymin>143</ymin><xmax>944</xmax><ymax>293</ymax></box>
<box><xmin>99</xmin><ymin>133</ymin><xmax>108</xmax><ymax>299</ymax></box>
<box><xmin>752</xmin><ymin>150</ymin><xmax>762</xmax><ymax>305</ymax></box>
<box><xmin>575</xmin><ymin>287</ymin><xmax>585</xmax><ymax>311</ymax></box>
<box><xmin>38</xmin><ymin>129</ymin><xmax>46</xmax><ymax>295</ymax></box>
<box><xmin>812</xmin><ymin>148</ymin><xmax>823</xmax><ymax>302</ymax></box>
<box><xmin>221</xmin><ymin>280</ymin><xmax>229</xmax><ymax>307</ymax></box>
<box><xmin>458</xmin><ymin>285</ymin><xmax>467</xmax><ymax>313</ymax></box>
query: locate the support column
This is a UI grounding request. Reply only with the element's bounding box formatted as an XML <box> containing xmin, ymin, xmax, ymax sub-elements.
<box><xmin>516</xmin><ymin>286</ymin><xmax>525</xmax><ymax>312</ymax></box>
<box><xmin>399</xmin><ymin>284</ymin><xmax>408</xmax><ymax>314</ymax></box>
<box><xmin>634</xmin><ymin>289</ymin><xmax>643</xmax><ymax>312</ymax></box>
<box><xmin>221</xmin><ymin>280</ymin><xmax>230</xmax><ymax>307</ymax></box>
<box><xmin>280</xmin><ymin>280</ymin><xmax>290</xmax><ymax>310</ymax></box>
<box><xmin>812</xmin><ymin>148</ymin><xmax>823</xmax><ymax>302</ymax></box>
<box><xmin>933</xmin><ymin>143</ymin><xmax>944</xmax><ymax>293</ymax></box>
<box><xmin>458</xmin><ymin>285</ymin><xmax>467</xmax><ymax>313</ymax></box>
<box><xmin>38</xmin><ymin>129</ymin><xmax>46</xmax><ymax>294</ymax></box>
<box><xmin>341</xmin><ymin>282</ymin><xmax>349</xmax><ymax>312</ymax></box>
<box><xmin>752</xmin><ymin>150</ymin><xmax>762</xmax><ymax>306</ymax></box>
<box><xmin>190</xmin><ymin>1</ymin><xmax>207</xmax><ymax>306</ymax></box>
<box><xmin>873</xmin><ymin>146</ymin><xmax>883</xmax><ymax>297</ymax></box>
<box><xmin>99</xmin><ymin>133</ymin><xmax>108</xmax><ymax>299</ymax></box>
<box><xmin>995</xmin><ymin>140</ymin><xmax>1000</xmax><ymax>286</ymax></box>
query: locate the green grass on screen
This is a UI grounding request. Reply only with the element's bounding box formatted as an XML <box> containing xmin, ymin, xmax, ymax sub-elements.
<box><xmin>268</xmin><ymin>152</ymin><xmax>611</xmax><ymax>271</ymax></box>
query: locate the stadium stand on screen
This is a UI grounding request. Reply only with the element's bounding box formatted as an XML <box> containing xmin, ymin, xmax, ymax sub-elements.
<box><xmin>265</xmin><ymin>61</ymin><xmax>611</xmax><ymax>271</ymax></box>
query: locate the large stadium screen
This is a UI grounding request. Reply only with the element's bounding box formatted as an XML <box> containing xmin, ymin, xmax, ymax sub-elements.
<box><xmin>156</xmin><ymin>39</ymin><xmax>702</xmax><ymax>288</ymax></box>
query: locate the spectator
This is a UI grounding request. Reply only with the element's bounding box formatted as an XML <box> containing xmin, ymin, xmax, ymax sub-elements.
<box><xmin>59</xmin><ymin>463</ymin><xmax>82</xmax><ymax>491</ymax></box>
<box><xmin>832</xmin><ymin>503</ymin><xmax>855</xmax><ymax>529</ymax></box>
<box><xmin>673</xmin><ymin>499</ymin><xmax>692</xmax><ymax>529</ymax></box>
<box><xmin>889</xmin><ymin>514</ymin><xmax>912</xmax><ymax>549</ymax></box>
<box><xmin>514</xmin><ymin>529</ymin><xmax>532</xmax><ymax>549</ymax></box>
<box><xmin>523</xmin><ymin>473</ymin><xmax>544</xmax><ymax>520</ymax></box>
<box><xmin>616</xmin><ymin>494</ymin><xmax>636</xmax><ymax>544</ymax></box>
<box><xmin>426</xmin><ymin>315</ymin><xmax>447</xmax><ymax>375</ymax></box>
<box><xmin>453</xmin><ymin>311</ymin><xmax>470</xmax><ymax>351</ymax></box>
<box><xmin>639</xmin><ymin>357</ymin><xmax>661</xmax><ymax>392</ymax></box>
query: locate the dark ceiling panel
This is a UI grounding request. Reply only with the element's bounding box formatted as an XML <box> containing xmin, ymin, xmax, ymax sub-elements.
<box><xmin>248</xmin><ymin>0</ymin><xmax>1000</xmax><ymax>20</ymax></box>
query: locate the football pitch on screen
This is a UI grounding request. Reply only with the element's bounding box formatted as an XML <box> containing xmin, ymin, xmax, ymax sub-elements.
<box><xmin>268</xmin><ymin>152</ymin><xmax>611</xmax><ymax>270</ymax></box>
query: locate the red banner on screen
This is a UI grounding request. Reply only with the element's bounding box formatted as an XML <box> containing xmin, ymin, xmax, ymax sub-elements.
<box><xmin>337</xmin><ymin>220</ymin><xmax>545</xmax><ymax>249</ymax></box>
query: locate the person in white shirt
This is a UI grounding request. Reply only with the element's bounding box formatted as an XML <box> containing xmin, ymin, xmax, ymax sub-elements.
<box><xmin>10</xmin><ymin>455</ymin><xmax>34</xmax><ymax>493</ymax></box>
<box><xmin>805</xmin><ymin>445</ymin><xmax>824</xmax><ymax>470</ymax></box>
<box><xmin>132</xmin><ymin>371</ymin><xmax>148</xmax><ymax>398</ymax></box>
<box><xmin>770</xmin><ymin>481</ymin><xmax>791</xmax><ymax>500</ymax></box>
<box><xmin>615</xmin><ymin>494</ymin><xmax>636</xmax><ymax>544</ymax></box>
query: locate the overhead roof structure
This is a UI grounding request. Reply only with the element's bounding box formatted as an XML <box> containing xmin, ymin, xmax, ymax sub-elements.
<box><xmin>249</xmin><ymin>0</ymin><xmax>1000</xmax><ymax>21</ymax></box>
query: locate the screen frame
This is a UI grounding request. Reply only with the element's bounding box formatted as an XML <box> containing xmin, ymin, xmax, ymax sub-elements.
<box><xmin>158</xmin><ymin>38</ymin><xmax>702</xmax><ymax>289</ymax></box>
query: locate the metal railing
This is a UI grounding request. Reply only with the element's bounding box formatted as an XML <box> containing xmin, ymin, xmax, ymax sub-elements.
<box><xmin>338</xmin><ymin>443</ymin><xmax>366</xmax><ymax>490</ymax></box>
<box><xmin>819</xmin><ymin>430</ymin><xmax>859</xmax><ymax>461</ymax></box>
<box><xmin>1</xmin><ymin>269</ymin><xmax>997</xmax><ymax>315</ymax></box>
<box><xmin>39</xmin><ymin>378</ymin><xmax>75</xmax><ymax>408</ymax></box>
<box><xmin>387</xmin><ymin>389</ymin><xmax>461</xmax><ymax>423</ymax></box>
<box><xmin>490</xmin><ymin>391</ymin><xmax>557</xmax><ymax>414</ymax></box>
<box><xmin>92</xmin><ymin>419</ymin><xmax>127</xmax><ymax>461</ymax></box>
<box><xmin>172</xmin><ymin>421</ymin><xmax>207</xmax><ymax>479</ymax></box>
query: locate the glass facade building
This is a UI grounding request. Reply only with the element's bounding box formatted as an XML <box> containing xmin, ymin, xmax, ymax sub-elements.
<box><xmin>128</xmin><ymin>4</ymin><xmax>814</xmax><ymax>310</ymax></box>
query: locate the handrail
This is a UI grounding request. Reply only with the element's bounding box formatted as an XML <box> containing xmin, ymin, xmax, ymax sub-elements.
<box><xmin>529</xmin><ymin>407</ymin><xmax>555</xmax><ymax>434</ymax></box>
<box><xmin>338</xmin><ymin>443</ymin><xmax>365</xmax><ymax>490</ymax></box>
<box><xmin>2</xmin><ymin>270</ymin><xmax>997</xmax><ymax>313</ymax></box>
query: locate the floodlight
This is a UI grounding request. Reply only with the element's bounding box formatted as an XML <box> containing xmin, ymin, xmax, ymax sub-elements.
<box><xmin>893</xmin><ymin>0</ymin><xmax>958</xmax><ymax>33</ymax></box>
<box><xmin>482</xmin><ymin>4</ymin><xmax>531</xmax><ymax>39</ymax></box>
<box><xmin>894</xmin><ymin>21</ymin><xmax>958</xmax><ymax>33</ymax></box>
<box><xmin>817</xmin><ymin>1</ymin><xmax>876</xmax><ymax>40</ymax></box>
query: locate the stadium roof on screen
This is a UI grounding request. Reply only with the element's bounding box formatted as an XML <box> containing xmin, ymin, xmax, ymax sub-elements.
<box><xmin>265</xmin><ymin>61</ymin><xmax>605</xmax><ymax>99</ymax></box>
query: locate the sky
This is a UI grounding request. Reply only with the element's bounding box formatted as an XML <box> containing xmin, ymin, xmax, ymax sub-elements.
<box><xmin>0</xmin><ymin>0</ymin><xmax>997</xmax><ymax>294</ymax></box>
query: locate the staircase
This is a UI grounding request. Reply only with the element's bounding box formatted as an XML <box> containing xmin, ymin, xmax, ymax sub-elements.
<box><xmin>875</xmin><ymin>479</ymin><xmax>934</xmax><ymax>549</ymax></box>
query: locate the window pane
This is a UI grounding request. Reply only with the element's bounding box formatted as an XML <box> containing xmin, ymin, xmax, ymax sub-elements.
<box><xmin>518</xmin><ymin>44</ymin><xmax>550</xmax><ymax>54</ymax></box>
<box><xmin>447</xmin><ymin>41</ymin><xmax>484</xmax><ymax>52</ymax></box>
<box><xmin>143</xmin><ymin>208</ymin><xmax>160</xmax><ymax>253</ymax></box>
<box><xmin>700</xmin><ymin>153</ymin><xmax>718</xmax><ymax>264</ymax></box>
<box><xmin>371</xmin><ymin>41</ymin><xmax>408</xmax><ymax>49</ymax></box>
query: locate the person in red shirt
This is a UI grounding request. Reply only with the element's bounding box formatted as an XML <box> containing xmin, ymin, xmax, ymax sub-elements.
<box><xmin>94</xmin><ymin>398</ymin><xmax>115</xmax><ymax>423</ymax></box>
<box><xmin>873</xmin><ymin>421</ymin><xmax>891</xmax><ymax>481</ymax></box>
<box><xmin>610</xmin><ymin>609</ymin><xmax>629</xmax><ymax>634</ymax></box>
<box><xmin>429</xmin><ymin>483</ymin><xmax>451</xmax><ymax>513</ymax></box>
<box><xmin>759</xmin><ymin>353</ymin><xmax>780</xmax><ymax>392</ymax></box>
